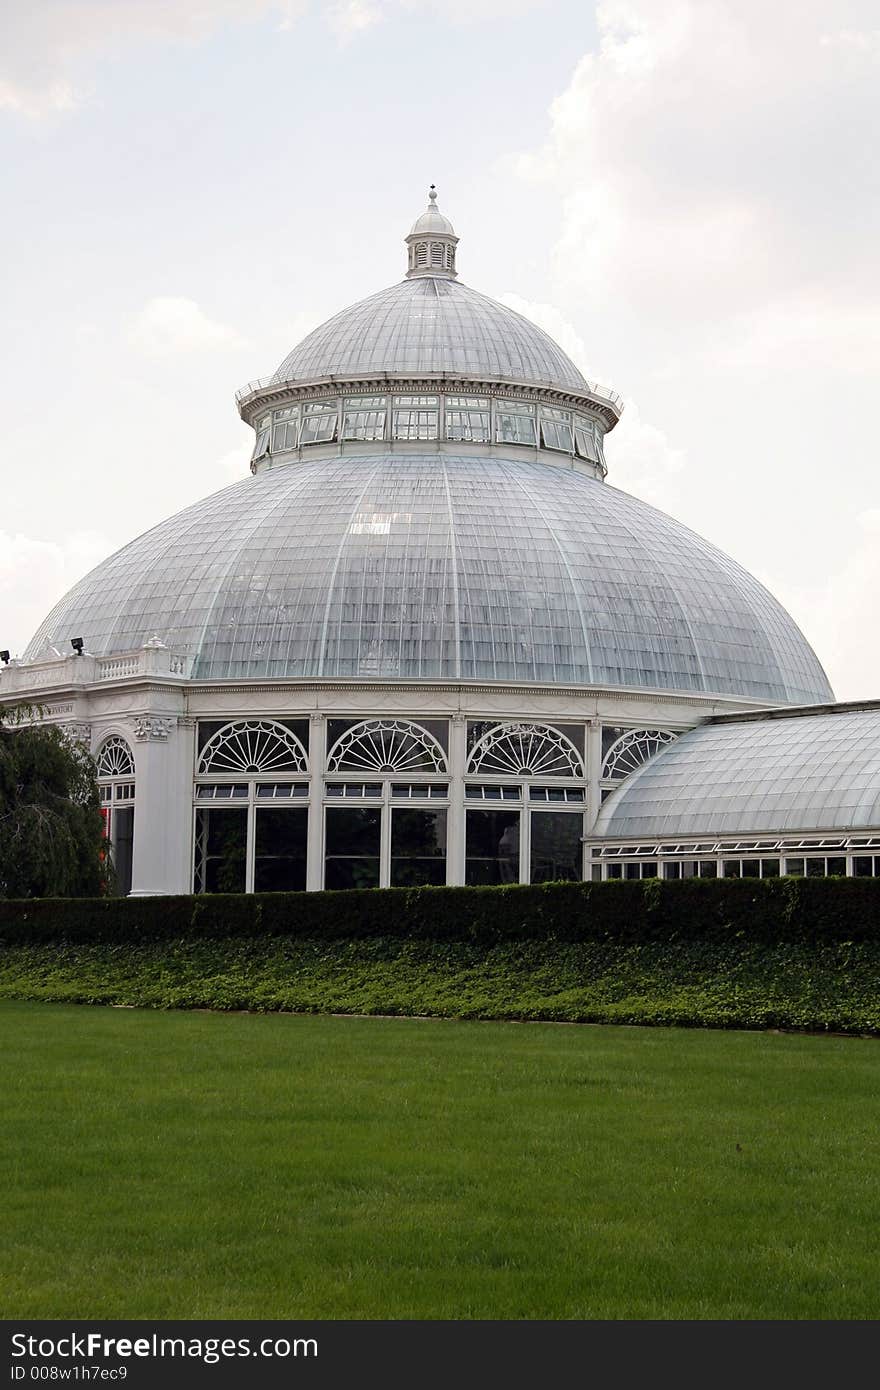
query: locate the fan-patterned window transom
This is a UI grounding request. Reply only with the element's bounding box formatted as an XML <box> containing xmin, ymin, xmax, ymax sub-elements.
<box><xmin>96</xmin><ymin>736</ymin><xmax>135</xmax><ymax>779</ymax></box>
<box><xmin>602</xmin><ymin>729</ymin><xmax>678</xmax><ymax>782</ymax></box>
<box><xmin>468</xmin><ymin>723</ymin><xmax>583</xmax><ymax>778</ymax></box>
<box><xmin>198</xmin><ymin>721</ymin><xmax>308</xmax><ymax>776</ymax></box>
<box><xmin>327</xmin><ymin>720</ymin><xmax>447</xmax><ymax>775</ymax></box>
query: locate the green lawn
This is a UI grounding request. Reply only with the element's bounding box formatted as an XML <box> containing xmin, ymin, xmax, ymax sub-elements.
<box><xmin>2</xmin><ymin>1001</ymin><xmax>878</xmax><ymax>1319</ymax></box>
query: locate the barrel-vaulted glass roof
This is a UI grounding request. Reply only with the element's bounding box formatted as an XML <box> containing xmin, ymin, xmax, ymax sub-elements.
<box><xmin>270</xmin><ymin>277</ymin><xmax>592</xmax><ymax>394</ymax></box>
<box><xmin>593</xmin><ymin>707</ymin><xmax>880</xmax><ymax>839</ymax></box>
<box><xmin>25</xmin><ymin>454</ymin><xmax>832</xmax><ymax>701</ymax></box>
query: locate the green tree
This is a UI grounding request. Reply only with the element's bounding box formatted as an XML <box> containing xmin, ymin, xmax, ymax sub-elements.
<box><xmin>0</xmin><ymin>712</ymin><xmax>108</xmax><ymax>899</ymax></box>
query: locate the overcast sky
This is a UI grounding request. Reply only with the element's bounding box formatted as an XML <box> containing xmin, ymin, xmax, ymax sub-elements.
<box><xmin>1</xmin><ymin>0</ymin><xmax>878</xmax><ymax>699</ymax></box>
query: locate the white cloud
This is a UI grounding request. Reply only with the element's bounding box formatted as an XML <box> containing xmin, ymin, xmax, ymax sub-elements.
<box><xmin>127</xmin><ymin>297</ymin><xmax>249</xmax><ymax>356</ymax></box>
<box><xmin>216</xmin><ymin>446</ymin><xmax>254</xmax><ymax>483</ymax></box>
<box><xmin>0</xmin><ymin>2</ymin><xmax>307</xmax><ymax>118</ymax></box>
<box><xmin>514</xmin><ymin>0</ymin><xmax>880</xmax><ymax>350</ymax></box>
<box><xmin>498</xmin><ymin>292</ymin><xmax>684</xmax><ymax>502</ymax></box>
<box><xmin>604</xmin><ymin>403</ymin><xmax>685</xmax><ymax>505</ymax></box>
<box><xmin>327</xmin><ymin>0</ymin><xmax>383</xmax><ymax>39</ymax></box>
<box><xmin>498</xmin><ymin>292</ymin><xmax>600</xmax><ymax>381</ymax></box>
<box><xmin>0</xmin><ymin>531</ymin><xmax>111</xmax><ymax>659</ymax></box>
<box><xmin>711</xmin><ymin>294</ymin><xmax>880</xmax><ymax>376</ymax></box>
<box><xmin>0</xmin><ymin>0</ymin><xmax>546</xmax><ymax>117</ymax></box>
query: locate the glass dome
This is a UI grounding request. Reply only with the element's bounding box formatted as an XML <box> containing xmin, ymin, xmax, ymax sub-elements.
<box><xmin>25</xmin><ymin>453</ymin><xmax>833</xmax><ymax>702</ymax></box>
<box><xmin>270</xmin><ymin>277</ymin><xmax>592</xmax><ymax>394</ymax></box>
<box><xmin>593</xmin><ymin>707</ymin><xmax>880</xmax><ymax>838</ymax></box>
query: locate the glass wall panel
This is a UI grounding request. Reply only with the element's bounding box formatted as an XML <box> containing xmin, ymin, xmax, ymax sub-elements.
<box><xmin>465</xmin><ymin>809</ymin><xmax>519</xmax><ymax>885</ymax></box>
<box><xmin>446</xmin><ymin>396</ymin><xmax>490</xmax><ymax>442</ymax></box>
<box><xmin>300</xmin><ymin>402</ymin><xmax>338</xmax><ymax>445</ymax></box>
<box><xmin>854</xmin><ymin>856</ymin><xmax>877</xmax><ymax>877</ymax></box>
<box><xmin>785</xmin><ymin>858</ymin><xmax>805</xmax><ymax>877</ymax></box>
<box><xmin>392</xmin><ymin>396</ymin><xmax>439</xmax><ymax>440</ymax></box>
<box><xmin>254</xmin><ymin>807</ymin><xmax>308</xmax><ymax>893</ymax></box>
<box><xmin>342</xmin><ymin>396</ymin><xmax>387</xmax><ymax>441</ymax></box>
<box><xmin>741</xmin><ymin>859</ymin><xmax>760</xmax><ymax>878</ymax></box>
<box><xmin>540</xmin><ymin>407</ymin><xmax>573</xmax><ymax>453</ymax></box>
<box><xmin>325</xmin><ymin>806</ymin><xmax>381</xmax><ymax>890</ymax></box>
<box><xmin>390</xmin><ymin>808</ymin><xmax>447</xmax><ymax>887</ymax></box>
<box><xmin>194</xmin><ymin>806</ymin><xmax>247</xmax><ymax>894</ymax></box>
<box><xmin>760</xmin><ymin>859</ymin><xmax>780</xmax><ymax>877</ymax></box>
<box><xmin>530</xmin><ymin>812</ymin><xmax>581</xmax><ymax>883</ymax></box>
<box><xmin>698</xmin><ymin>861</ymin><xmax>718</xmax><ymax>877</ymax></box>
<box><xmin>827</xmin><ymin>857</ymin><xmax>847</xmax><ymax>877</ymax></box>
<box><xmin>495</xmin><ymin>406</ymin><xmax>537</xmax><ymax>447</ymax></box>
<box><xmin>574</xmin><ymin>415</ymin><xmax>599</xmax><ymax>462</ymax></box>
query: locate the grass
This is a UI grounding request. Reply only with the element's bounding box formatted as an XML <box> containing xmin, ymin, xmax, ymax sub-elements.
<box><xmin>0</xmin><ymin>934</ymin><xmax>877</xmax><ymax>1033</ymax></box>
<box><xmin>2</xmin><ymin>1000</ymin><xmax>879</xmax><ymax>1319</ymax></box>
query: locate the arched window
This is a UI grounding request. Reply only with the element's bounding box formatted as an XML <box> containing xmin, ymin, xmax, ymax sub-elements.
<box><xmin>198</xmin><ymin>720</ymin><xmax>308</xmax><ymax>775</ymax></box>
<box><xmin>96</xmin><ymin>736</ymin><xmax>135</xmax><ymax>779</ymax></box>
<box><xmin>327</xmin><ymin>720</ymin><xmax>447</xmax><ymax>774</ymax></box>
<box><xmin>96</xmin><ymin>736</ymin><xmax>135</xmax><ymax>895</ymax></box>
<box><xmin>467</xmin><ymin>723</ymin><xmax>584</xmax><ymax>778</ymax></box>
<box><xmin>602</xmin><ymin>729</ymin><xmax>678</xmax><ymax>782</ymax></box>
<box><xmin>194</xmin><ymin>721</ymin><xmax>309</xmax><ymax>896</ymax></box>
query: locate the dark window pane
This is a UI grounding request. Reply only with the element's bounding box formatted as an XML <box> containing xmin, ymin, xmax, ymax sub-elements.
<box><xmin>254</xmin><ymin>807</ymin><xmax>308</xmax><ymax>893</ymax></box>
<box><xmin>806</xmin><ymin>858</ymin><xmax>824</xmax><ymax>877</ymax></box>
<box><xmin>760</xmin><ymin>859</ymin><xmax>780</xmax><ymax>877</ymax></box>
<box><xmin>723</xmin><ymin>861</ymin><xmax>742</xmax><ymax>877</ymax></box>
<box><xmin>530</xmin><ymin>812</ymin><xmax>581</xmax><ymax>883</ymax></box>
<box><xmin>664</xmin><ymin>861</ymin><xmax>682</xmax><ymax>880</ymax></box>
<box><xmin>853</xmin><ymin>856</ymin><xmax>874</xmax><ymax>877</ymax></box>
<box><xmin>465</xmin><ymin>809</ymin><xmax>519</xmax><ymax>885</ymax></box>
<box><xmin>390</xmin><ymin>808</ymin><xmax>447</xmax><ymax>887</ymax></box>
<box><xmin>786</xmin><ymin>858</ymin><xmax>805</xmax><ymax>877</ymax></box>
<box><xmin>741</xmin><ymin>859</ymin><xmax>760</xmax><ymax>878</ymax></box>
<box><xmin>113</xmin><ymin>806</ymin><xmax>134</xmax><ymax>896</ymax></box>
<box><xmin>624</xmin><ymin>863</ymin><xmax>641</xmax><ymax>881</ymax></box>
<box><xmin>826</xmin><ymin>857</ymin><xmax>847</xmax><ymax>877</ymax></box>
<box><xmin>698</xmin><ymin>861</ymin><xmax>718</xmax><ymax>878</ymax></box>
<box><xmin>642</xmin><ymin>862</ymin><xmax>658</xmax><ymax>878</ymax></box>
<box><xmin>194</xmin><ymin>806</ymin><xmax>247</xmax><ymax>894</ymax></box>
<box><xmin>325</xmin><ymin>807</ymin><xmax>381</xmax><ymax>890</ymax></box>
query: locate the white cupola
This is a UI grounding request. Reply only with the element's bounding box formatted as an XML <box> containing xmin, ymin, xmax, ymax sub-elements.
<box><xmin>405</xmin><ymin>185</ymin><xmax>459</xmax><ymax>279</ymax></box>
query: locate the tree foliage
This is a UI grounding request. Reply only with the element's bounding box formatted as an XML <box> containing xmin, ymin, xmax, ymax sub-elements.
<box><xmin>0</xmin><ymin>713</ymin><xmax>108</xmax><ymax>899</ymax></box>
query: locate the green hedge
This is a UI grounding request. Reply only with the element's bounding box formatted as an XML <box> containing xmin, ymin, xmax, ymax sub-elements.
<box><xmin>0</xmin><ymin>876</ymin><xmax>877</xmax><ymax>947</ymax></box>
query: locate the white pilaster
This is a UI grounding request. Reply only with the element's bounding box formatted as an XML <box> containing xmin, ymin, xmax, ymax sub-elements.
<box><xmin>447</xmin><ymin>713</ymin><xmax>467</xmax><ymax>885</ymax></box>
<box><xmin>585</xmin><ymin>718</ymin><xmax>603</xmax><ymax>832</ymax></box>
<box><xmin>130</xmin><ymin>716</ymin><xmax>194</xmax><ymax>896</ymax></box>
<box><xmin>306</xmin><ymin>712</ymin><xmax>325</xmax><ymax>890</ymax></box>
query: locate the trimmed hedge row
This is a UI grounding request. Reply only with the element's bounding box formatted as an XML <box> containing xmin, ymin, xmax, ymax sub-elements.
<box><xmin>0</xmin><ymin>876</ymin><xmax>878</xmax><ymax>947</ymax></box>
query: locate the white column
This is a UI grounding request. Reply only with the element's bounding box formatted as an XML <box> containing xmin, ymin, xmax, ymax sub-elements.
<box><xmin>306</xmin><ymin>712</ymin><xmax>325</xmax><ymax>891</ymax></box>
<box><xmin>130</xmin><ymin>715</ymin><xmax>194</xmax><ymax>896</ymax></box>
<box><xmin>447</xmin><ymin>713</ymin><xmax>467</xmax><ymax>885</ymax></box>
<box><xmin>585</xmin><ymin>718</ymin><xmax>603</xmax><ymax>831</ymax></box>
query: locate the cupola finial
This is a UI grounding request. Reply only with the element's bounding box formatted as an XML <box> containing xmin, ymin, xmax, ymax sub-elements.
<box><xmin>405</xmin><ymin>185</ymin><xmax>459</xmax><ymax>280</ymax></box>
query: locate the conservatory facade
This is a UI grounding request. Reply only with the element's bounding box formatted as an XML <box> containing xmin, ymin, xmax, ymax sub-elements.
<box><xmin>4</xmin><ymin>188</ymin><xmax>873</xmax><ymax>897</ymax></box>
